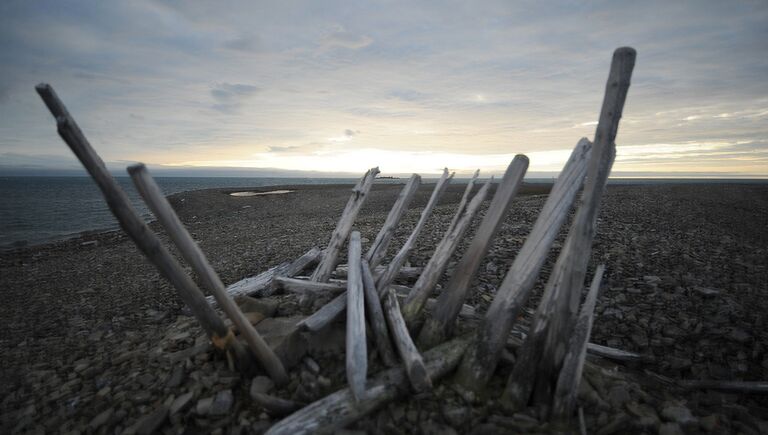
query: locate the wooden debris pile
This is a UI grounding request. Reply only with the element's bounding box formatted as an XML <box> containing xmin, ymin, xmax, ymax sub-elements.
<box><xmin>36</xmin><ymin>47</ymin><xmax>661</xmax><ymax>433</ymax></box>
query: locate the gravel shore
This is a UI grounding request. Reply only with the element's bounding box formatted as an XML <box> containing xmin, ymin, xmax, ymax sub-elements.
<box><xmin>1</xmin><ymin>182</ymin><xmax>766</xmax><ymax>434</ymax></box>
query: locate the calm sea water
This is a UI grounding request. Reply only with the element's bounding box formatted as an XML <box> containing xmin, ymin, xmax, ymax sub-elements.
<box><xmin>0</xmin><ymin>176</ymin><xmax>368</xmax><ymax>248</ymax></box>
<box><xmin>1</xmin><ymin>176</ymin><xmax>764</xmax><ymax>249</ymax></box>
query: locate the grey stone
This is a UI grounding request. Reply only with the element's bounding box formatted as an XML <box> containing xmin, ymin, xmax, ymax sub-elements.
<box><xmin>607</xmin><ymin>383</ymin><xmax>631</xmax><ymax>408</ymax></box>
<box><xmin>210</xmin><ymin>389</ymin><xmax>234</xmax><ymax>415</ymax></box>
<box><xmin>661</xmin><ymin>403</ymin><xmax>697</xmax><ymax>425</ymax></box>
<box><xmin>89</xmin><ymin>407</ymin><xmax>113</xmax><ymax>430</ymax></box>
<box><xmin>196</xmin><ymin>396</ymin><xmax>214</xmax><ymax>415</ymax></box>
<box><xmin>165</xmin><ymin>366</ymin><xmax>186</xmax><ymax>388</ymax></box>
<box><xmin>170</xmin><ymin>392</ymin><xmax>194</xmax><ymax>415</ymax></box>
<box><xmin>136</xmin><ymin>405</ymin><xmax>169</xmax><ymax>435</ymax></box>
<box><xmin>442</xmin><ymin>405</ymin><xmax>470</xmax><ymax>427</ymax></box>
<box><xmin>250</xmin><ymin>376</ymin><xmax>275</xmax><ymax>396</ymax></box>
<box><xmin>659</xmin><ymin>422</ymin><xmax>685</xmax><ymax>435</ymax></box>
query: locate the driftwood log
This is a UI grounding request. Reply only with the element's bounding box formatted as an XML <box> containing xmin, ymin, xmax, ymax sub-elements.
<box><xmin>402</xmin><ymin>178</ymin><xmax>492</xmax><ymax>324</ymax></box>
<box><xmin>362</xmin><ymin>261</ymin><xmax>398</xmax><ymax>367</ymax></box>
<box><xmin>446</xmin><ymin>169</ymin><xmax>479</xmax><ymax>234</ymax></box>
<box><xmin>505</xmin><ymin>47</ymin><xmax>634</xmax><ymax>409</ymax></box>
<box><xmin>365</xmin><ymin>174</ymin><xmax>421</xmax><ymax>269</ymax></box>
<box><xmin>418</xmin><ymin>155</ymin><xmax>528</xmax><ymax>348</ymax></box>
<box><xmin>551</xmin><ymin>265</ymin><xmax>605</xmax><ymax>422</ymax></box>
<box><xmin>221</xmin><ymin>247</ymin><xmax>322</xmax><ymax>303</ymax></box>
<box><xmin>35</xmin><ymin>84</ymin><xmax>255</xmax><ymax>373</ymax></box>
<box><xmin>383</xmin><ymin>288</ymin><xmax>431</xmax><ymax>392</ymax></box>
<box><xmin>128</xmin><ymin>164</ymin><xmax>288</xmax><ymax>384</ymax></box>
<box><xmin>345</xmin><ymin>231</ymin><xmax>367</xmax><ymax>401</ymax></box>
<box><xmin>273</xmin><ymin>277</ymin><xmax>346</xmax><ymax>295</ymax></box>
<box><xmin>312</xmin><ymin>168</ymin><xmax>379</xmax><ymax>282</ymax></box>
<box><xmin>455</xmin><ymin>137</ymin><xmax>593</xmax><ymax>389</ymax></box>
<box><xmin>333</xmin><ymin>265</ymin><xmax>422</xmax><ymax>282</ymax></box>
<box><xmin>376</xmin><ymin>168</ymin><xmax>453</xmax><ymax>291</ymax></box>
<box><xmin>265</xmin><ymin>335</ymin><xmax>472</xmax><ymax>435</ymax></box>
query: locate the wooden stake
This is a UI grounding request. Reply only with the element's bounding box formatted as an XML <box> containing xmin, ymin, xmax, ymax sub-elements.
<box><xmin>345</xmin><ymin>231</ymin><xmax>367</xmax><ymax>401</ymax></box>
<box><xmin>365</xmin><ymin>174</ymin><xmax>422</xmax><ymax>269</ymax></box>
<box><xmin>312</xmin><ymin>168</ymin><xmax>379</xmax><ymax>282</ymax></box>
<box><xmin>417</xmin><ymin>156</ymin><xmax>528</xmax><ymax>348</ymax></box>
<box><xmin>362</xmin><ymin>261</ymin><xmax>398</xmax><ymax>367</ymax></box>
<box><xmin>129</xmin><ymin>164</ymin><xmax>288</xmax><ymax>384</ymax></box>
<box><xmin>402</xmin><ymin>178</ymin><xmax>493</xmax><ymax>324</ymax></box>
<box><xmin>376</xmin><ymin>168</ymin><xmax>454</xmax><ymax>291</ymax></box>
<box><xmin>505</xmin><ymin>47</ymin><xmax>635</xmax><ymax>409</ymax></box>
<box><xmin>264</xmin><ymin>335</ymin><xmax>472</xmax><ymax>435</ymax></box>
<box><xmin>454</xmin><ymin>137</ymin><xmax>593</xmax><ymax>390</ymax></box>
<box><xmin>34</xmin><ymin>84</ymin><xmax>254</xmax><ymax>373</ymax></box>
<box><xmin>551</xmin><ymin>265</ymin><xmax>605</xmax><ymax>422</ymax></box>
<box><xmin>383</xmin><ymin>288</ymin><xmax>431</xmax><ymax>392</ymax></box>
<box><xmin>298</xmin><ymin>292</ymin><xmax>347</xmax><ymax>333</ymax></box>
<box><xmin>446</xmin><ymin>169</ymin><xmax>479</xmax><ymax>234</ymax></box>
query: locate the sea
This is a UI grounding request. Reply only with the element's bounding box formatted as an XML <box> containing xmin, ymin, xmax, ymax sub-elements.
<box><xmin>1</xmin><ymin>176</ymin><xmax>764</xmax><ymax>249</ymax></box>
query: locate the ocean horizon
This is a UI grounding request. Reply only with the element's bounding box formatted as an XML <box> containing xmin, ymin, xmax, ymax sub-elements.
<box><xmin>1</xmin><ymin>175</ymin><xmax>766</xmax><ymax>249</ymax></box>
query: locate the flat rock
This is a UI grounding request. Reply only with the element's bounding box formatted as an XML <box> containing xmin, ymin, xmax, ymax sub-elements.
<box><xmin>170</xmin><ymin>392</ymin><xmax>194</xmax><ymax>415</ymax></box>
<box><xmin>250</xmin><ymin>376</ymin><xmax>275</xmax><ymax>396</ymax></box>
<box><xmin>136</xmin><ymin>405</ymin><xmax>169</xmax><ymax>435</ymax></box>
<box><xmin>210</xmin><ymin>389</ymin><xmax>234</xmax><ymax>415</ymax></box>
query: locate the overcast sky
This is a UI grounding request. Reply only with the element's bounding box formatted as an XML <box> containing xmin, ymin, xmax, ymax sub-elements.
<box><xmin>1</xmin><ymin>0</ymin><xmax>766</xmax><ymax>177</ymax></box>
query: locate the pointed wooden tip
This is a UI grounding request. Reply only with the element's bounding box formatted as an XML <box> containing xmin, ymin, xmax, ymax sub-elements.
<box><xmin>126</xmin><ymin>162</ymin><xmax>147</xmax><ymax>175</ymax></box>
<box><xmin>614</xmin><ymin>46</ymin><xmax>637</xmax><ymax>59</ymax></box>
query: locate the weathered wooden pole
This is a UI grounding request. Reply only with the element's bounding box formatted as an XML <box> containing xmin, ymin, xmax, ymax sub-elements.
<box><xmin>361</xmin><ymin>261</ymin><xmax>398</xmax><ymax>367</ymax></box>
<box><xmin>376</xmin><ymin>168</ymin><xmax>454</xmax><ymax>291</ymax></box>
<box><xmin>365</xmin><ymin>174</ymin><xmax>421</xmax><ymax>269</ymax></box>
<box><xmin>446</xmin><ymin>169</ymin><xmax>479</xmax><ymax>234</ymax></box>
<box><xmin>129</xmin><ymin>164</ymin><xmax>288</xmax><ymax>384</ymax></box>
<box><xmin>551</xmin><ymin>265</ymin><xmax>605</xmax><ymax>423</ymax></box>
<box><xmin>345</xmin><ymin>231</ymin><xmax>367</xmax><ymax>401</ymax></box>
<box><xmin>311</xmin><ymin>168</ymin><xmax>379</xmax><ymax>282</ymax></box>
<box><xmin>504</xmin><ymin>47</ymin><xmax>635</xmax><ymax>409</ymax></box>
<box><xmin>265</xmin><ymin>335</ymin><xmax>472</xmax><ymax>435</ymax></box>
<box><xmin>273</xmin><ymin>277</ymin><xmax>347</xmax><ymax>295</ymax></box>
<box><xmin>418</xmin><ymin>156</ymin><xmax>528</xmax><ymax>348</ymax></box>
<box><xmin>401</xmin><ymin>178</ymin><xmax>493</xmax><ymax>324</ymax></box>
<box><xmin>34</xmin><ymin>84</ymin><xmax>253</xmax><ymax>372</ymax></box>
<box><xmin>383</xmin><ymin>288</ymin><xmax>432</xmax><ymax>392</ymax></box>
<box><xmin>454</xmin><ymin>137</ymin><xmax>592</xmax><ymax>390</ymax></box>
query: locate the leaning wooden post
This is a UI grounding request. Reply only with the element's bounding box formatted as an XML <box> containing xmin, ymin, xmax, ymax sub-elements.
<box><xmin>383</xmin><ymin>288</ymin><xmax>432</xmax><ymax>392</ymax></box>
<box><xmin>361</xmin><ymin>261</ymin><xmax>398</xmax><ymax>367</ymax></box>
<box><xmin>345</xmin><ymin>231</ymin><xmax>367</xmax><ymax>401</ymax></box>
<box><xmin>312</xmin><ymin>168</ymin><xmax>379</xmax><ymax>282</ymax></box>
<box><xmin>128</xmin><ymin>164</ymin><xmax>288</xmax><ymax>384</ymax></box>
<box><xmin>446</xmin><ymin>169</ymin><xmax>479</xmax><ymax>234</ymax></box>
<box><xmin>376</xmin><ymin>168</ymin><xmax>454</xmax><ymax>291</ymax></box>
<box><xmin>401</xmin><ymin>178</ymin><xmax>493</xmax><ymax>325</ymax></box>
<box><xmin>34</xmin><ymin>84</ymin><xmax>253</xmax><ymax>372</ymax></box>
<box><xmin>418</xmin><ymin>155</ymin><xmax>528</xmax><ymax>348</ymax></box>
<box><xmin>365</xmin><ymin>174</ymin><xmax>421</xmax><ymax>269</ymax></box>
<box><xmin>551</xmin><ymin>265</ymin><xmax>605</xmax><ymax>423</ymax></box>
<box><xmin>454</xmin><ymin>137</ymin><xmax>593</xmax><ymax>390</ymax></box>
<box><xmin>504</xmin><ymin>47</ymin><xmax>635</xmax><ymax>409</ymax></box>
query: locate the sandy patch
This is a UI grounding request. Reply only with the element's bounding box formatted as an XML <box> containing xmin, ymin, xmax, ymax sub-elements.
<box><xmin>229</xmin><ymin>190</ymin><xmax>294</xmax><ymax>197</ymax></box>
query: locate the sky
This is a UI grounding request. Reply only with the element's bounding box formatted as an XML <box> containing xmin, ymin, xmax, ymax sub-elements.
<box><xmin>0</xmin><ymin>0</ymin><xmax>766</xmax><ymax>178</ymax></box>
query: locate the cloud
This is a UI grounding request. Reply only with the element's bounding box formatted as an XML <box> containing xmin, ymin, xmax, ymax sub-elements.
<box><xmin>320</xmin><ymin>25</ymin><xmax>373</xmax><ymax>50</ymax></box>
<box><xmin>210</xmin><ymin>83</ymin><xmax>260</xmax><ymax>113</ymax></box>
<box><xmin>222</xmin><ymin>35</ymin><xmax>261</xmax><ymax>52</ymax></box>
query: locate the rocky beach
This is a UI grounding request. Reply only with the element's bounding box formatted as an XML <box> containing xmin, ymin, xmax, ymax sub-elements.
<box><xmin>1</xmin><ymin>182</ymin><xmax>767</xmax><ymax>434</ymax></box>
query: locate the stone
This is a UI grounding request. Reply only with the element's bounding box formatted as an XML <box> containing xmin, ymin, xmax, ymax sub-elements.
<box><xmin>165</xmin><ymin>366</ymin><xmax>186</xmax><ymax>388</ymax></box>
<box><xmin>236</xmin><ymin>296</ymin><xmax>279</xmax><ymax>317</ymax></box>
<box><xmin>700</xmin><ymin>414</ymin><xmax>722</xmax><ymax>432</ymax></box>
<box><xmin>136</xmin><ymin>405</ymin><xmax>169</xmax><ymax>435</ymax></box>
<box><xmin>170</xmin><ymin>392</ymin><xmax>194</xmax><ymax>415</ymax></box>
<box><xmin>250</xmin><ymin>376</ymin><xmax>275</xmax><ymax>396</ymax></box>
<box><xmin>728</xmin><ymin>328</ymin><xmax>751</xmax><ymax>343</ymax></box>
<box><xmin>442</xmin><ymin>405</ymin><xmax>471</xmax><ymax>427</ymax></box>
<box><xmin>303</xmin><ymin>357</ymin><xmax>320</xmax><ymax>374</ymax></box>
<box><xmin>658</xmin><ymin>422</ymin><xmax>685</xmax><ymax>435</ymax></box>
<box><xmin>210</xmin><ymin>389</ymin><xmax>234</xmax><ymax>415</ymax></box>
<box><xmin>661</xmin><ymin>403</ymin><xmax>697</xmax><ymax>426</ymax></box>
<box><xmin>420</xmin><ymin>422</ymin><xmax>458</xmax><ymax>435</ymax></box>
<box><xmin>130</xmin><ymin>390</ymin><xmax>152</xmax><ymax>404</ymax></box>
<box><xmin>196</xmin><ymin>397</ymin><xmax>214</xmax><ymax>415</ymax></box>
<box><xmin>693</xmin><ymin>286</ymin><xmax>720</xmax><ymax>297</ymax></box>
<box><xmin>89</xmin><ymin>407</ymin><xmax>113</xmax><ymax>430</ymax></box>
<box><xmin>607</xmin><ymin>384</ymin><xmax>631</xmax><ymax>408</ymax></box>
